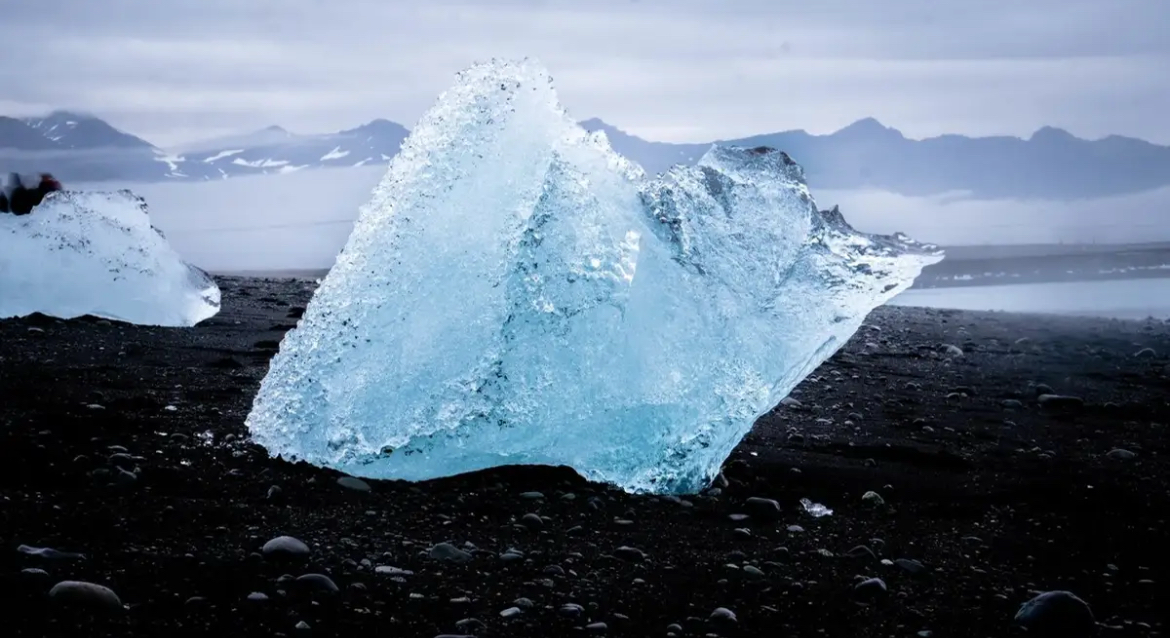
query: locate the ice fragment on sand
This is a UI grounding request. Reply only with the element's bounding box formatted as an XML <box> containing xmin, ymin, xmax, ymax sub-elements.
<box><xmin>0</xmin><ymin>190</ymin><xmax>220</xmax><ymax>326</ymax></box>
<box><xmin>246</xmin><ymin>58</ymin><xmax>942</xmax><ymax>494</ymax></box>
<box><xmin>799</xmin><ymin>498</ymin><xmax>833</xmax><ymax>517</ymax></box>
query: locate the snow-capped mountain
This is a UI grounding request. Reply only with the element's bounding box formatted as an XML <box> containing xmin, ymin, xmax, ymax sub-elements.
<box><xmin>0</xmin><ymin>112</ymin><xmax>411</xmax><ymax>183</ymax></box>
<box><xmin>0</xmin><ymin>116</ymin><xmax>62</xmax><ymax>151</ymax></box>
<box><xmin>4</xmin><ymin>109</ymin><xmax>1170</xmax><ymax>200</ymax></box>
<box><xmin>22</xmin><ymin>110</ymin><xmax>154</xmax><ymax>150</ymax></box>
<box><xmin>160</xmin><ymin>119</ymin><xmax>410</xmax><ymax>180</ymax></box>
<box><xmin>171</xmin><ymin>125</ymin><xmax>300</xmax><ymax>154</ymax></box>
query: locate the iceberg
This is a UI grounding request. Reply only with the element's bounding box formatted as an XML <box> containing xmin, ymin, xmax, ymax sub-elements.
<box><xmin>0</xmin><ymin>190</ymin><xmax>221</xmax><ymax>327</ymax></box>
<box><xmin>246</xmin><ymin>58</ymin><xmax>942</xmax><ymax>493</ymax></box>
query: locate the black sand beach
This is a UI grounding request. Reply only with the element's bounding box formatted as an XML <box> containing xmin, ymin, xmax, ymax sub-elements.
<box><xmin>2</xmin><ymin>277</ymin><xmax>1168</xmax><ymax>637</ymax></box>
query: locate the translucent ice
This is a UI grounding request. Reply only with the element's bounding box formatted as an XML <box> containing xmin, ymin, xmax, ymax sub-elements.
<box><xmin>246</xmin><ymin>59</ymin><xmax>942</xmax><ymax>493</ymax></box>
<box><xmin>0</xmin><ymin>190</ymin><xmax>221</xmax><ymax>326</ymax></box>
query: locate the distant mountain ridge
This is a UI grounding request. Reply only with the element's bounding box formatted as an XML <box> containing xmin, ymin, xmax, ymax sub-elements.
<box><xmin>2</xmin><ymin>109</ymin><xmax>1169</xmax><ymax>199</ymax></box>
<box><xmin>579</xmin><ymin>117</ymin><xmax>1170</xmax><ymax>199</ymax></box>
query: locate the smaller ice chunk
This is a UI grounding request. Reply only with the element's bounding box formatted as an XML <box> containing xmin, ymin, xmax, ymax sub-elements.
<box><xmin>799</xmin><ymin>498</ymin><xmax>833</xmax><ymax>517</ymax></box>
<box><xmin>0</xmin><ymin>190</ymin><xmax>220</xmax><ymax>326</ymax></box>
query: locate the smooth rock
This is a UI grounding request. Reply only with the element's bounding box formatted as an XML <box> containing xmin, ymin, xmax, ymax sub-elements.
<box><xmin>295</xmin><ymin>573</ymin><xmax>339</xmax><ymax>593</ymax></box>
<box><xmin>49</xmin><ymin>581</ymin><xmax>122</xmax><ymax>611</ymax></box>
<box><xmin>710</xmin><ymin>607</ymin><xmax>737</xmax><ymax>622</ymax></box>
<box><xmin>17</xmin><ymin>545</ymin><xmax>85</xmax><ymax>561</ymax></box>
<box><xmin>861</xmin><ymin>491</ymin><xmax>886</xmax><ymax>506</ymax></box>
<box><xmin>854</xmin><ymin>577</ymin><xmax>888</xmax><ymax>598</ymax></box>
<box><xmin>1014</xmin><ymin>591</ymin><xmax>1095</xmax><ymax>638</ymax></box>
<box><xmin>337</xmin><ymin>476</ymin><xmax>371</xmax><ymax>492</ymax></box>
<box><xmin>1037</xmin><ymin>394</ymin><xmax>1085</xmax><ymax>409</ymax></box>
<box><xmin>614</xmin><ymin>546</ymin><xmax>646</xmax><ymax>562</ymax></box>
<box><xmin>262</xmin><ymin>536</ymin><xmax>310</xmax><ymax>558</ymax></box>
<box><xmin>745</xmin><ymin>497</ymin><xmax>782</xmax><ymax>519</ymax></box>
<box><xmin>429</xmin><ymin>542</ymin><xmax>473</xmax><ymax>563</ymax></box>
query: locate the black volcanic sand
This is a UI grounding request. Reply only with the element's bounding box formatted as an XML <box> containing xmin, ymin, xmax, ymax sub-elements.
<box><xmin>2</xmin><ymin>277</ymin><xmax>1168</xmax><ymax>637</ymax></box>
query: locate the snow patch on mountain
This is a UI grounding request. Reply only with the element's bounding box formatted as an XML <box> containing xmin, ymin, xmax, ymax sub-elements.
<box><xmin>203</xmin><ymin>149</ymin><xmax>245</xmax><ymax>163</ymax></box>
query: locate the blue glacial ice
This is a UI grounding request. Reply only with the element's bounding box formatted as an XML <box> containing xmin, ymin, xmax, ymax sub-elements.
<box><xmin>245</xmin><ymin>58</ymin><xmax>943</xmax><ymax>494</ymax></box>
<box><xmin>0</xmin><ymin>190</ymin><xmax>221</xmax><ymax>327</ymax></box>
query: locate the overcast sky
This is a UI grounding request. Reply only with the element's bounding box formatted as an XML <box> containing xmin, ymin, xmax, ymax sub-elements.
<box><xmin>3</xmin><ymin>0</ymin><xmax>1168</xmax><ymax>147</ymax></box>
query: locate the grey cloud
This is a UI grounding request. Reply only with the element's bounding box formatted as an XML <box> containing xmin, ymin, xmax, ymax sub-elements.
<box><xmin>4</xmin><ymin>0</ymin><xmax>1168</xmax><ymax>146</ymax></box>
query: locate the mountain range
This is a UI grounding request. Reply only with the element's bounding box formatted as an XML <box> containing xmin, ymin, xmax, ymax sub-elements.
<box><xmin>2</xmin><ymin>110</ymin><xmax>1170</xmax><ymax>199</ymax></box>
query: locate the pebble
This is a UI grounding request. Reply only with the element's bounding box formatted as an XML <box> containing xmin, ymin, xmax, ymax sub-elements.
<box><xmin>1037</xmin><ymin>394</ymin><xmax>1085</xmax><ymax>409</ymax></box>
<box><xmin>295</xmin><ymin>573</ymin><xmax>339</xmax><ymax>593</ymax></box>
<box><xmin>519</xmin><ymin>491</ymin><xmax>545</xmax><ymax>499</ymax></box>
<box><xmin>894</xmin><ymin>558</ymin><xmax>927</xmax><ymax>575</ymax></box>
<box><xmin>21</xmin><ymin>567</ymin><xmax>51</xmax><ymax>582</ymax></box>
<box><xmin>846</xmin><ymin>545</ymin><xmax>876</xmax><ymax>560</ymax></box>
<box><xmin>854</xmin><ymin>577</ymin><xmax>888</xmax><ymax>598</ymax></box>
<box><xmin>49</xmin><ymin>581</ymin><xmax>122</xmax><ymax>611</ymax></box>
<box><xmin>428</xmin><ymin>542</ymin><xmax>473</xmax><ymax>563</ymax></box>
<box><xmin>709</xmin><ymin>607</ymin><xmax>737</xmax><ymax>622</ymax></box>
<box><xmin>560</xmin><ymin>603</ymin><xmax>584</xmax><ymax>617</ymax></box>
<box><xmin>500</xmin><ymin>606</ymin><xmax>523</xmax><ymax>618</ymax></box>
<box><xmin>337</xmin><ymin>476</ymin><xmax>371</xmax><ymax>491</ymax></box>
<box><xmin>17</xmin><ymin>545</ymin><xmax>85</xmax><ymax>560</ymax></box>
<box><xmin>585</xmin><ymin>621</ymin><xmax>608</xmax><ymax>633</ymax></box>
<box><xmin>745</xmin><ymin>496</ymin><xmax>782</xmax><ymax>518</ymax></box>
<box><xmin>455</xmin><ymin>618</ymin><xmax>486</xmax><ymax>632</ymax></box>
<box><xmin>520</xmin><ymin>513</ymin><xmax>544</xmax><ymax>530</ymax></box>
<box><xmin>614</xmin><ymin>546</ymin><xmax>646</xmax><ymax>562</ymax></box>
<box><xmin>861</xmin><ymin>491</ymin><xmax>886</xmax><ymax>506</ymax></box>
<box><xmin>1106</xmin><ymin>448</ymin><xmax>1137</xmax><ymax>460</ymax></box>
<box><xmin>1014</xmin><ymin>591</ymin><xmax>1095</xmax><ymax>637</ymax></box>
<box><xmin>247</xmin><ymin>592</ymin><xmax>269</xmax><ymax>602</ymax></box>
<box><xmin>262</xmin><ymin>536</ymin><xmax>310</xmax><ymax>558</ymax></box>
<box><xmin>112</xmin><ymin>468</ymin><xmax>138</xmax><ymax>486</ymax></box>
<box><xmin>374</xmin><ymin>565</ymin><xmax>414</xmax><ymax>575</ymax></box>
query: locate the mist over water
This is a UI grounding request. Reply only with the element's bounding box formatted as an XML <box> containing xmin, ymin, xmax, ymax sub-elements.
<box><xmin>84</xmin><ymin>166</ymin><xmax>387</xmax><ymax>272</ymax></box>
<box><xmin>892</xmin><ymin>278</ymin><xmax>1170</xmax><ymax>320</ymax></box>
<box><xmin>81</xmin><ymin>167</ymin><xmax>1170</xmax><ymax>321</ymax></box>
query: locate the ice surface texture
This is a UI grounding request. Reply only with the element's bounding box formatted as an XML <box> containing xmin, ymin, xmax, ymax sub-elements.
<box><xmin>247</xmin><ymin>59</ymin><xmax>942</xmax><ymax>493</ymax></box>
<box><xmin>0</xmin><ymin>190</ymin><xmax>221</xmax><ymax>327</ymax></box>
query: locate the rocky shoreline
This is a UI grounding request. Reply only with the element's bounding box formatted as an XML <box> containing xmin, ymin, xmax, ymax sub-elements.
<box><xmin>2</xmin><ymin>277</ymin><xmax>1167</xmax><ymax>637</ymax></box>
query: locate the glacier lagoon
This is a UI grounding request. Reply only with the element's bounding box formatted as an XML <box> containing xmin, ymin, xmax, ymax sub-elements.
<box><xmin>246</xmin><ymin>59</ymin><xmax>943</xmax><ymax>494</ymax></box>
<box><xmin>0</xmin><ymin>190</ymin><xmax>221</xmax><ymax>327</ymax></box>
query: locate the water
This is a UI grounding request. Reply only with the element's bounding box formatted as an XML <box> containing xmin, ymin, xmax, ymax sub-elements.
<box><xmin>890</xmin><ymin>277</ymin><xmax>1170</xmax><ymax>320</ymax></box>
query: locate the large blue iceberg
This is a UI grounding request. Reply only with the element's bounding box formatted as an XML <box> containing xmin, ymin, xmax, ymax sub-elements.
<box><xmin>246</xmin><ymin>59</ymin><xmax>942</xmax><ymax>493</ymax></box>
